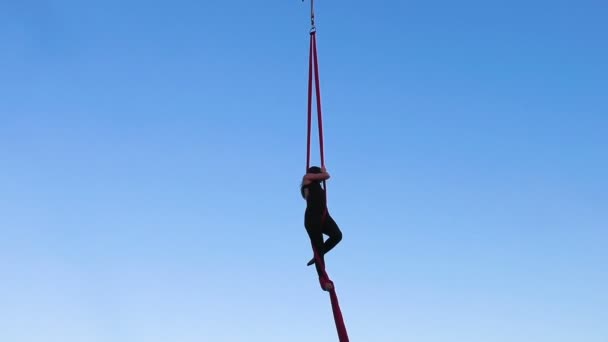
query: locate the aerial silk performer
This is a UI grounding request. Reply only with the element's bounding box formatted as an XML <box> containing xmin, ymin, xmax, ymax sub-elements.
<box><xmin>300</xmin><ymin>166</ymin><xmax>343</xmax><ymax>289</ymax></box>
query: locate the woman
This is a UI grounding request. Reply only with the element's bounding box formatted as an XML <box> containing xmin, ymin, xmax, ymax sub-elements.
<box><xmin>301</xmin><ymin>166</ymin><xmax>343</xmax><ymax>291</ymax></box>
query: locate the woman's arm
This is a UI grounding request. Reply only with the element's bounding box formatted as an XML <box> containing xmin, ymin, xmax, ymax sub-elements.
<box><xmin>303</xmin><ymin>170</ymin><xmax>331</xmax><ymax>182</ymax></box>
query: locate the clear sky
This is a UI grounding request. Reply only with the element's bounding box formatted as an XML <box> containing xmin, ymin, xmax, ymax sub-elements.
<box><xmin>1</xmin><ymin>1</ymin><xmax>607</xmax><ymax>341</ymax></box>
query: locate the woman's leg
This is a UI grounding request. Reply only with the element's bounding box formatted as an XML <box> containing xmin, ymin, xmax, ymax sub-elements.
<box><xmin>305</xmin><ymin>222</ymin><xmax>326</xmax><ymax>277</ymax></box>
<box><xmin>321</xmin><ymin>215</ymin><xmax>343</xmax><ymax>254</ymax></box>
<box><xmin>307</xmin><ymin>214</ymin><xmax>343</xmax><ymax>266</ymax></box>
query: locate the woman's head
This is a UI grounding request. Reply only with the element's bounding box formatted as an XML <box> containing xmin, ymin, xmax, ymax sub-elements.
<box><xmin>300</xmin><ymin>165</ymin><xmax>322</xmax><ymax>198</ymax></box>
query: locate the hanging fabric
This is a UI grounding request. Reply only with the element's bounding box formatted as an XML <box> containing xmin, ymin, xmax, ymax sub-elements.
<box><xmin>304</xmin><ymin>1</ymin><xmax>349</xmax><ymax>341</ymax></box>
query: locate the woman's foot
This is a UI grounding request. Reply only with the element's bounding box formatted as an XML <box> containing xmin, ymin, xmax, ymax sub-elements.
<box><xmin>319</xmin><ymin>276</ymin><xmax>334</xmax><ymax>291</ymax></box>
<box><xmin>307</xmin><ymin>257</ymin><xmax>315</xmax><ymax>266</ymax></box>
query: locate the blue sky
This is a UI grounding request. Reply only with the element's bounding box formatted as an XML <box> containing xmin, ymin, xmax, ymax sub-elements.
<box><xmin>1</xmin><ymin>1</ymin><xmax>607</xmax><ymax>341</ymax></box>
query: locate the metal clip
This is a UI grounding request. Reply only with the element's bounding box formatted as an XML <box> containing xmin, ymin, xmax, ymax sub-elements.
<box><xmin>302</xmin><ymin>0</ymin><xmax>316</xmax><ymax>31</ymax></box>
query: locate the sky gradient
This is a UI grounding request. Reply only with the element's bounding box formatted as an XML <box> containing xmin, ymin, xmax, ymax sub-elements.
<box><xmin>1</xmin><ymin>1</ymin><xmax>607</xmax><ymax>341</ymax></box>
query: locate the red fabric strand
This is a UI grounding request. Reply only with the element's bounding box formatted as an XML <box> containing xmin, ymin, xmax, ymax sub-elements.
<box><xmin>306</xmin><ymin>34</ymin><xmax>314</xmax><ymax>170</ymax></box>
<box><xmin>312</xmin><ymin>33</ymin><xmax>325</xmax><ymax>169</ymax></box>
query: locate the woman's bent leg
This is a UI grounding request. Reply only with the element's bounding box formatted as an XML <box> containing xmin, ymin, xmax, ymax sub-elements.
<box><xmin>307</xmin><ymin>214</ymin><xmax>343</xmax><ymax>266</ymax></box>
<box><xmin>321</xmin><ymin>215</ymin><xmax>343</xmax><ymax>254</ymax></box>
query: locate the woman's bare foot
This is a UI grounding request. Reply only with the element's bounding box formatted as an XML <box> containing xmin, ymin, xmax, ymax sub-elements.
<box><xmin>319</xmin><ymin>276</ymin><xmax>334</xmax><ymax>291</ymax></box>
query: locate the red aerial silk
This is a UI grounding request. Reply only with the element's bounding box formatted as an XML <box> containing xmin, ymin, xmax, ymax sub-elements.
<box><xmin>305</xmin><ymin>26</ymin><xmax>350</xmax><ymax>342</ymax></box>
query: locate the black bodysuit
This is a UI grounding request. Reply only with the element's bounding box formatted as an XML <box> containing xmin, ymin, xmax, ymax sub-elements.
<box><xmin>302</xmin><ymin>181</ymin><xmax>343</xmax><ymax>277</ymax></box>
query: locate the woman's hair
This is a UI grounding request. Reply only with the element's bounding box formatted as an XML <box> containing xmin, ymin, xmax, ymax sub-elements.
<box><xmin>307</xmin><ymin>166</ymin><xmax>322</xmax><ymax>174</ymax></box>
